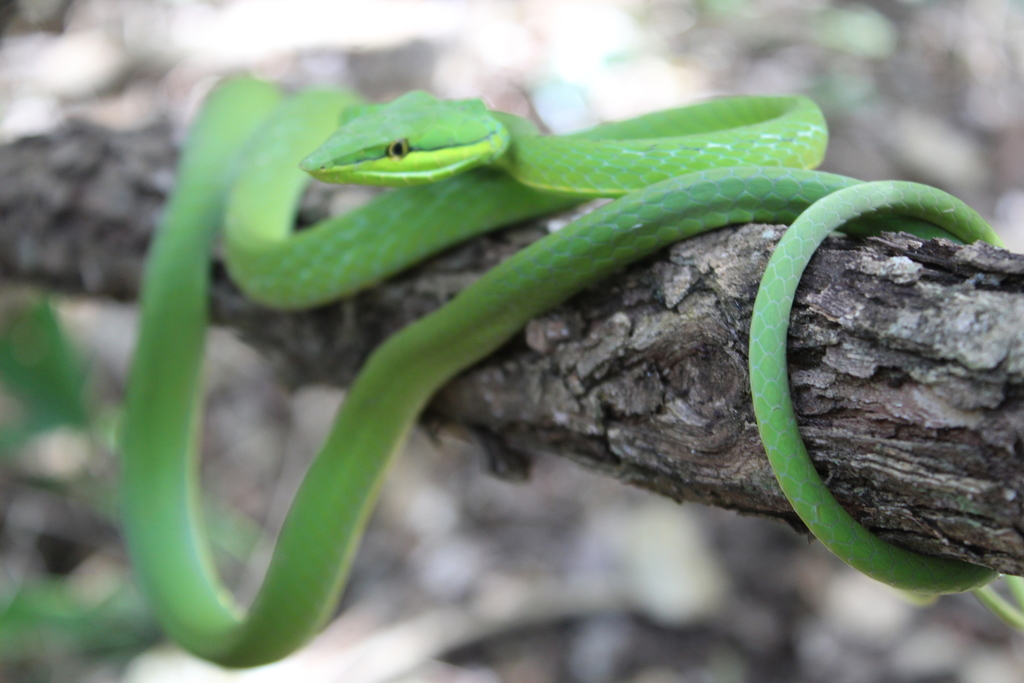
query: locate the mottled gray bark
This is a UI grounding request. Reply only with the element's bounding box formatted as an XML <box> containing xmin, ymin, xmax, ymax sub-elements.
<box><xmin>3</xmin><ymin>121</ymin><xmax>1023</xmax><ymax>574</ymax></box>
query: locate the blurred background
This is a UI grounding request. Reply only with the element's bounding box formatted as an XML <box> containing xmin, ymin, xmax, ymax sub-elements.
<box><xmin>0</xmin><ymin>0</ymin><xmax>1023</xmax><ymax>681</ymax></box>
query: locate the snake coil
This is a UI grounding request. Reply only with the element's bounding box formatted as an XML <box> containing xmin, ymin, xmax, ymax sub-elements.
<box><xmin>120</xmin><ymin>78</ymin><xmax>1019</xmax><ymax>666</ymax></box>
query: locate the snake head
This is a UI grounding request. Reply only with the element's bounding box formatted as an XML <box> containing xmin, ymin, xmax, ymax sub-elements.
<box><xmin>300</xmin><ymin>91</ymin><xmax>510</xmax><ymax>186</ymax></box>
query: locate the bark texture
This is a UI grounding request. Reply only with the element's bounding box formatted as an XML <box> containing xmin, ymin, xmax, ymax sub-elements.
<box><xmin>3</xmin><ymin>121</ymin><xmax>1023</xmax><ymax>574</ymax></box>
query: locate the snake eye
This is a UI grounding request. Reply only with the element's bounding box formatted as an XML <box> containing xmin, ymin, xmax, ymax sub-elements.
<box><xmin>386</xmin><ymin>138</ymin><xmax>410</xmax><ymax>160</ymax></box>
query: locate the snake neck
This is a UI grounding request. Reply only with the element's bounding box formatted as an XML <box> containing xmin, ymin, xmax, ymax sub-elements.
<box><xmin>489</xmin><ymin>96</ymin><xmax>830</xmax><ymax>198</ymax></box>
<box><xmin>487</xmin><ymin>110</ymin><xmax>540</xmax><ymax>181</ymax></box>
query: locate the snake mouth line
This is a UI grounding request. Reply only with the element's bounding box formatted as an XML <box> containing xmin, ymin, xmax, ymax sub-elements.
<box><xmin>302</xmin><ymin>131</ymin><xmax>506</xmax><ymax>179</ymax></box>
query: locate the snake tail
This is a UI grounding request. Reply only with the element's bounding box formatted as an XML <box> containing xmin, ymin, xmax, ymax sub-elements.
<box><xmin>750</xmin><ymin>181</ymin><xmax>1004</xmax><ymax>593</ymax></box>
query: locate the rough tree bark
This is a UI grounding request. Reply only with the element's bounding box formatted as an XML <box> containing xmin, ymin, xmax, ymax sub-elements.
<box><xmin>2</xmin><ymin>121</ymin><xmax>1022</xmax><ymax>574</ymax></box>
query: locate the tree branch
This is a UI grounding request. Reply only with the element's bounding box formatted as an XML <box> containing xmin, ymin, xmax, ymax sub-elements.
<box><xmin>4</xmin><ymin>121</ymin><xmax>1023</xmax><ymax>574</ymax></box>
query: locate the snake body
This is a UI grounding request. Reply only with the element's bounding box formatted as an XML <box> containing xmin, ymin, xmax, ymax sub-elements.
<box><xmin>120</xmin><ymin>78</ymin><xmax>1012</xmax><ymax>666</ymax></box>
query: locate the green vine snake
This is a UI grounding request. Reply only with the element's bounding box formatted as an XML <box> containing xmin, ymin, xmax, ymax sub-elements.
<box><xmin>119</xmin><ymin>77</ymin><xmax>1022</xmax><ymax>667</ymax></box>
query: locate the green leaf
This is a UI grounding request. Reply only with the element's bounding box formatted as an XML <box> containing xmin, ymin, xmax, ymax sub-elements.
<box><xmin>0</xmin><ymin>299</ymin><xmax>91</xmax><ymax>454</ymax></box>
<box><xmin>0</xmin><ymin>578</ymin><xmax>157</xmax><ymax>661</ymax></box>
